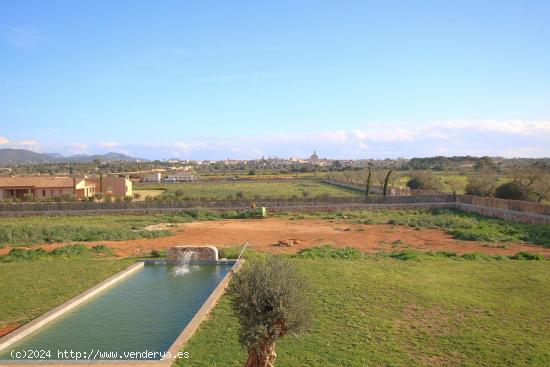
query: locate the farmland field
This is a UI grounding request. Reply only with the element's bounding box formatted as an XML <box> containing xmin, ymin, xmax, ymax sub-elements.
<box><xmin>131</xmin><ymin>189</ymin><xmax>164</xmax><ymax>200</ymax></box>
<box><xmin>180</xmin><ymin>254</ymin><xmax>550</xmax><ymax>367</ymax></box>
<box><xmin>134</xmin><ymin>179</ymin><xmax>361</xmax><ymax>200</ymax></box>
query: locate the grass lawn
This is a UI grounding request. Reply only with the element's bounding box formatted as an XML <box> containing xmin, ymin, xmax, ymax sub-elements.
<box><xmin>179</xmin><ymin>256</ymin><xmax>550</xmax><ymax>367</ymax></box>
<box><xmin>0</xmin><ymin>257</ymin><xmax>134</xmax><ymax>330</ymax></box>
<box><xmin>134</xmin><ymin>180</ymin><xmax>361</xmax><ymax>200</ymax></box>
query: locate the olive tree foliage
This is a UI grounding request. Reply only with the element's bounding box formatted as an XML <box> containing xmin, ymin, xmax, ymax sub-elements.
<box><xmin>444</xmin><ymin>177</ymin><xmax>466</xmax><ymax>195</ymax></box>
<box><xmin>228</xmin><ymin>256</ymin><xmax>312</xmax><ymax>367</ymax></box>
<box><xmin>406</xmin><ymin>171</ymin><xmax>444</xmax><ymax>191</ymax></box>
<box><xmin>465</xmin><ymin>171</ymin><xmax>497</xmax><ymax>197</ymax></box>
<box><xmin>508</xmin><ymin>165</ymin><xmax>548</xmax><ymax>201</ymax></box>
<box><xmin>532</xmin><ymin>173</ymin><xmax>550</xmax><ymax>203</ymax></box>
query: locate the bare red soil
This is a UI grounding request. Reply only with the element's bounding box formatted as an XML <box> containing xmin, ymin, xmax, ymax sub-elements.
<box><xmin>0</xmin><ymin>323</ymin><xmax>21</xmax><ymax>338</ymax></box>
<box><xmin>1</xmin><ymin>218</ymin><xmax>548</xmax><ymax>257</ymax></box>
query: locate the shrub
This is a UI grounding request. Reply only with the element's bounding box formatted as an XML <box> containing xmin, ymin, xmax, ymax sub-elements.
<box><xmin>150</xmin><ymin>249</ymin><xmax>165</xmax><ymax>258</ymax></box>
<box><xmin>495</xmin><ymin>181</ymin><xmax>524</xmax><ymax>200</ymax></box>
<box><xmin>91</xmin><ymin>244</ymin><xmax>111</xmax><ymax>253</ymax></box>
<box><xmin>297</xmin><ymin>245</ymin><xmax>362</xmax><ymax>260</ymax></box>
<box><xmin>461</xmin><ymin>252</ymin><xmax>492</xmax><ymax>260</ymax></box>
<box><xmin>390</xmin><ymin>250</ymin><xmax>423</xmax><ymax>261</ymax></box>
<box><xmin>1</xmin><ymin>248</ymin><xmax>47</xmax><ymax>262</ymax></box>
<box><xmin>511</xmin><ymin>252</ymin><xmax>545</xmax><ymax>261</ymax></box>
<box><xmin>406</xmin><ymin>174</ymin><xmax>442</xmax><ymax>190</ymax></box>
<box><xmin>52</xmin><ymin>244</ymin><xmax>89</xmax><ymax>257</ymax></box>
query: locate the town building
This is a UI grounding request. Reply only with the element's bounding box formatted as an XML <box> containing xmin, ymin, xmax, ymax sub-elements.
<box><xmin>85</xmin><ymin>176</ymin><xmax>132</xmax><ymax>198</ymax></box>
<box><xmin>164</xmin><ymin>172</ymin><xmax>195</xmax><ymax>182</ymax></box>
<box><xmin>142</xmin><ymin>172</ymin><xmax>162</xmax><ymax>182</ymax></box>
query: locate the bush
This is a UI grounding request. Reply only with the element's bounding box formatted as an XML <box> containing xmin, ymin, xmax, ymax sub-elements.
<box><xmin>511</xmin><ymin>252</ymin><xmax>545</xmax><ymax>261</ymax></box>
<box><xmin>297</xmin><ymin>245</ymin><xmax>362</xmax><ymax>260</ymax></box>
<box><xmin>406</xmin><ymin>173</ymin><xmax>442</xmax><ymax>190</ymax></box>
<box><xmin>52</xmin><ymin>244</ymin><xmax>89</xmax><ymax>257</ymax></box>
<box><xmin>150</xmin><ymin>249</ymin><xmax>165</xmax><ymax>258</ymax></box>
<box><xmin>390</xmin><ymin>250</ymin><xmax>423</xmax><ymax>261</ymax></box>
<box><xmin>91</xmin><ymin>244</ymin><xmax>111</xmax><ymax>253</ymax></box>
<box><xmin>1</xmin><ymin>248</ymin><xmax>47</xmax><ymax>262</ymax></box>
<box><xmin>495</xmin><ymin>181</ymin><xmax>524</xmax><ymax>200</ymax></box>
<box><xmin>461</xmin><ymin>252</ymin><xmax>493</xmax><ymax>260</ymax></box>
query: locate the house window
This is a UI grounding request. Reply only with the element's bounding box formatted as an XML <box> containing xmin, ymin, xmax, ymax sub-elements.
<box><xmin>42</xmin><ymin>190</ymin><xmax>46</xmax><ymax>196</ymax></box>
<box><xmin>51</xmin><ymin>190</ymin><xmax>54</xmax><ymax>195</ymax></box>
<box><xmin>10</xmin><ymin>189</ymin><xmax>14</xmax><ymax>196</ymax></box>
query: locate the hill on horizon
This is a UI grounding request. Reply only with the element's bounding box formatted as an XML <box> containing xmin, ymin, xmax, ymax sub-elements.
<box><xmin>0</xmin><ymin>148</ymin><xmax>147</xmax><ymax>165</ymax></box>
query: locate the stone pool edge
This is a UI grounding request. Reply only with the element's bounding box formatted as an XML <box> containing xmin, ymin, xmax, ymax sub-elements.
<box><xmin>0</xmin><ymin>259</ymin><xmax>243</xmax><ymax>367</ymax></box>
<box><xmin>164</xmin><ymin>258</ymin><xmax>243</xmax><ymax>361</ymax></box>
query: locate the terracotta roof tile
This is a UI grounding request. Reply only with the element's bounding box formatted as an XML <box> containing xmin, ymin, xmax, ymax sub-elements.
<box><xmin>0</xmin><ymin>176</ymin><xmax>75</xmax><ymax>188</ymax></box>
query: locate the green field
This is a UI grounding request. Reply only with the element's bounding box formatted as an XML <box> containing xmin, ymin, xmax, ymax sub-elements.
<box><xmin>2</xmin><ymin>250</ymin><xmax>549</xmax><ymax>366</ymax></box>
<box><xmin>134</xmin><ymin>180</ymin><xmax>361</xmax><ymax>200</ymax></box>
<box><xmin>0</xmin><ymin>213</ymin><xmax>176</xmax><ymax>248</ymax></box>
<box><xmin>0</xmin><ymin>255</ymin><xmax>133</xmax><ymax>330</ymax></box>
<box><xmin>181</xmin><ymin>254</ymin><xmax>550</xmax><ymax>366</ymax></box>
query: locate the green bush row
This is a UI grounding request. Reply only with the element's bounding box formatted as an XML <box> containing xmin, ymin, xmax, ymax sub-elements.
<box><xmin>0</xmin><ymin>244</ymin><xmax>112</xmax><ymax>262</ymax></box>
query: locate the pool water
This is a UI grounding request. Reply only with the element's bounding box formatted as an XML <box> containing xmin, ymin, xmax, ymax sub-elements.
<box><xmin>0</xmin><ymin>263</ymin><xmax>233</xmax><ymax>360</ymax></box>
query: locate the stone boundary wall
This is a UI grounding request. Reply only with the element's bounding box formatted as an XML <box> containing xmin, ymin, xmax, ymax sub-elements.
<box><xmin>457</xmin><ymin>203</ymin><xmax>550</xmax><ymax>224</ymax></box>
<box><xmin>458</xmin><ymin>195</ymin><xmax>550</xmax><ymax>216</ymax></box>
<box><xmin>0</xmin><ymin>193</ymin><xmax>548</xmax><ymax>224</ymax></box>
<box><xmin>0</xmin><ymin>194</ymin><xmax>455</xmax><ymax>214</ymax></box>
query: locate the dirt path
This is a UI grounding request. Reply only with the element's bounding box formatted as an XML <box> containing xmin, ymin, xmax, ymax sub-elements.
<box><xmin>1</xmin><ymin>218</ymin><xmax>548</xmax><ymax>257</ymax></box>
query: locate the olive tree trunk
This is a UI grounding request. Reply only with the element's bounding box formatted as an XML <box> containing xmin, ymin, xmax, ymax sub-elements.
<box><xmin>245</xmin><ymin>341</ymin><xmax>277</xmax><ymax>367</ymax></box>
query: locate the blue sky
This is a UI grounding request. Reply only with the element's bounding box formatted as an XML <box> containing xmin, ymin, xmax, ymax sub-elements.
<box><xmin>1</xmin><ymin>0</ymin><xmax>549</xmax><ymax>159</ymax></box>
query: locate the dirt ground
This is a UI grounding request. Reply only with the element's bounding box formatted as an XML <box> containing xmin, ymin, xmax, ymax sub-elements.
<box><xmin>2</xmin><ymin>218</ymin><xmax>549</xmax><ymax>257</ymax></box>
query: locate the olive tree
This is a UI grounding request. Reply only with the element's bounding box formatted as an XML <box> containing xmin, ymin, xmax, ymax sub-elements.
<box><xmin>228</xmin><ymin>256</ymin><xmax>311</xmax><ymax>367</ymax></box>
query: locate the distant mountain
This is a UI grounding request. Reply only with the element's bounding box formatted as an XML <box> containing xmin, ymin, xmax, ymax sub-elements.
<box><xmin>0</xmin><ymin>149</ymin><xmax>57</xmax><ymax>164</ymax></box>
<box><xmin>0</xmin><ymin>149</ymin><xmax>147</xmax><ymax>165</ymax></box>
<box><xmin>45</xmin><ymin>152</ymin><xmax>64</xmax><ymax>158</ymax></box>
<box><xmin>65</xmin><ymin>152</ymin><xmax>148</xmax><ymax>163</ymax></box>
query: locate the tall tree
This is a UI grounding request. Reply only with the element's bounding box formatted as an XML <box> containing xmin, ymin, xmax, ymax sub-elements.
<box><xmin>365</xmin><ymin>169</ymin><xmax>372</xmax><ymax>201</ymax></box>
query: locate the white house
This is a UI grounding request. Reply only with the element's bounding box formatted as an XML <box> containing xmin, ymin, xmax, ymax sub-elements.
<box><xmin>143</xmin><ymin>172</ymin><xmax>162</xmax><ymax>183</ymax></box>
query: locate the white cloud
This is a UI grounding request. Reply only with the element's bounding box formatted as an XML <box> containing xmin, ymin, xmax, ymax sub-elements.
<box><xmin>1</xmin><ymin>120</ymin><xmax>549</xmax><ymax>159</ymax></box>
<box><xmin>98</xmin><ymin>141</ymin><xmax>120</xmax><ymax>148</ymax></box>
<box><xmin>427</xmin><ymin>120</ymin><xmax>550</xmax><ymax>136</ymax></box>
